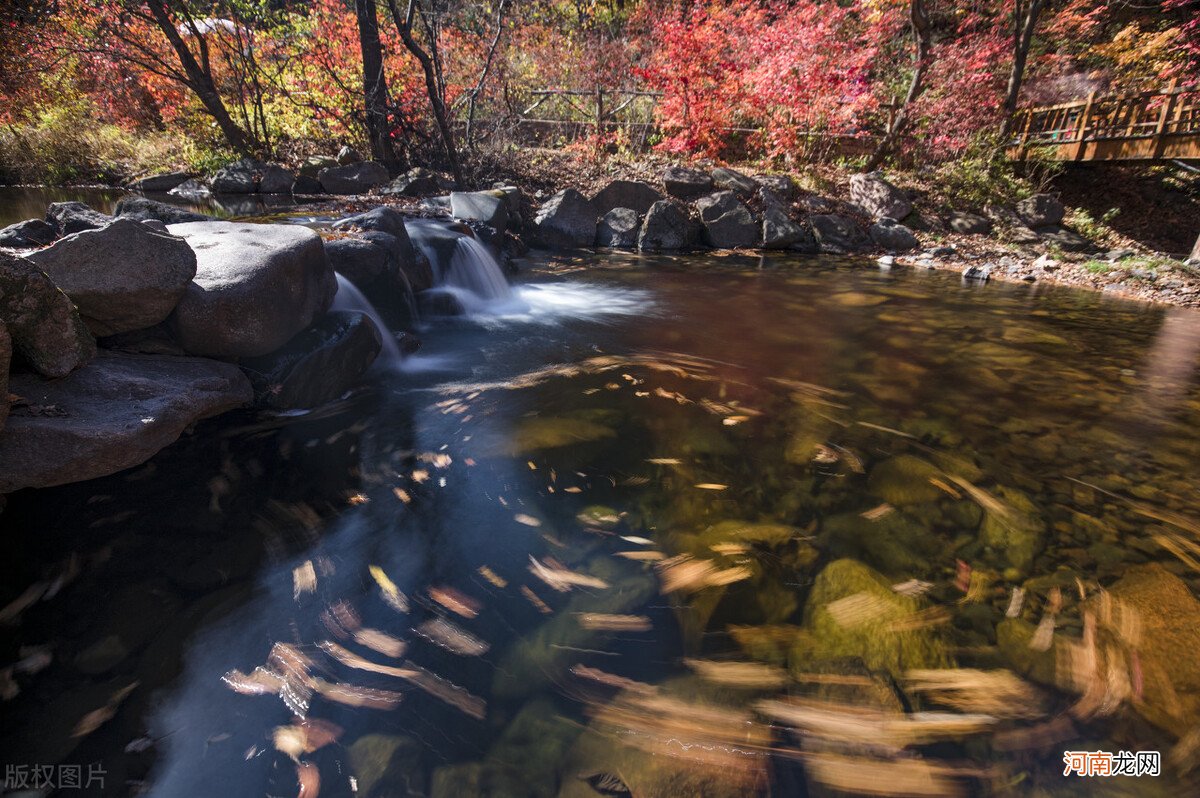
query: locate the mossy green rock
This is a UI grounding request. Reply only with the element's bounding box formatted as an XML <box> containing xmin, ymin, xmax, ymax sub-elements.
<box><xmin>498</xmin><ymin>416</ymin><xmax>616</xmax><ymax>456</ymax></box>
<box><xmin>702</xmin><ymin>519</ymin><xmax>805</xmax><ymax>547</ymax></box>
<box><xmin>980</xmin><ymin>486</ymin><xmax>1043</xmax><ymax>575</ymax></box>
<box><xmin>1110</xmin><ymin>564</ymin><xmax>1200</xmax><ymax>736</ymax></box>
<box><xmin>821</xmin><ymin>510</ymin><xmax>940</xmax><ymax>578</ymax></box>
<box><xmin>800</xmin><ymin>558</ymin><xmax>950</xmax><ymax>677</ymax></box>
<box><xmin>349</xmin><ymin>734</ymin><xmax>425</xmax><ymax>797</ymax></box>
<box><xmin>867</xmin><ymin>455</ymin><xmax>943</xmax><ymax>506</ymax></box>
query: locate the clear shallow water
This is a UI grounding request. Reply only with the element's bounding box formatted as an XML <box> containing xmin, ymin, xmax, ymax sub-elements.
<box><xmin>3</xmin><ymin>254</ymin><xmax>1200</xmax><ymax>796</ymax></box>
<box><xmin>0</xmin><ymin>185</ymin><xmax>315</xmax><ymax>227</ymax></box>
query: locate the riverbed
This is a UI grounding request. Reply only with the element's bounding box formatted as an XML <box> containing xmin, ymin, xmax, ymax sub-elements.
<box><xmin>3</xmin><ymin>246</ymin><xmax>1200</xmax><ymax>796</ymax></box>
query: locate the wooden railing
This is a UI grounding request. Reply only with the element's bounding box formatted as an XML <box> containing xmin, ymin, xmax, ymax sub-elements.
<box><xmin>1009</xmin><ymin>81</ymin><xmax>1200</xmax><ymax>163</ymax></box>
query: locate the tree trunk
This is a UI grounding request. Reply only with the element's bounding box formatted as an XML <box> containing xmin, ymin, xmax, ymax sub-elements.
<box><xmin>386</xmin><ymin>0</ymin><xmax>465</xmax><ymax>188</ymax></box>
<box><xmin>864</xmin><ymin>0</ymin><xmax>932</xmax><ymax>171</ymax></box>
<box><xmin>999</xmin><ymin>0</ymin><xmax>1048</xmax><ymax>138</ymax></box>
<box><xmin>144</xmin><ymin>1</ymin><xmax>259</xmax><ymax>157</ymax></box>
<box><xmin>355</xmin><ymin>0</ymin><xmax>401</xmax><ymax>172</ymax></box>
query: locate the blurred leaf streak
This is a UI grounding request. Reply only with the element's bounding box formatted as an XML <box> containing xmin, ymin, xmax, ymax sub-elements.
<box><xmin>428</xmin><ymin>585</ymin><xmax>482</xmax><ymax>618</ymax></box>
<box><xmin>292</xmin><ymin>560</ymin><xmax>317</xmax><ymax>600</ymax></box>
<box><xmin>520</xmin><ymin>585</ymin><xmax>553</xmax><ymax>614</ymax></box>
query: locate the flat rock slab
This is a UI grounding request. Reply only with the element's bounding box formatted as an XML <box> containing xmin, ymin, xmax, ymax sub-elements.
<box><xmin>167</xmin><ymin>222</ymin><xmax>335</xmax><ymax>358</ymax></box>
<box><xmin>0</xmin><ymin>352</ymin><xmax>251</xmax><ymax>493</ymax></box>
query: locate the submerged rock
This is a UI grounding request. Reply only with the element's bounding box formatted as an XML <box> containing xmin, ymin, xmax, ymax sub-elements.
<box><xmin>0</xmin><ymin>251</ymin><xmax>96</xmax><ymax>378</ymax></box>
<box><xmin>241</xmin><ymin>310</ymin><xmax>382</xmax><ymax>409</ymax></box>
<box><xmin>867</xmin><ymin>454</ymin><xmax>943</xmax><ymax>506</ymax></box>
<box><xmin>318</xmin><ymin>161</ymin><xmax>390</xmax><ymax>195</ymax></box>
<box><xmin>0</xmin><ymin>218</ymin><xmax>57</xmax><ymax>248</ymax></box>
<box><xmin>46</xmin><ymin>201</ymin><xmax>112</xmax><ymax>236</ymax></box>
<box><xmin>167</xmin><ymin>222</ymin><xmax>335</xmax><ymax>358</ymax></box>
<box><xmin>0</xmin><ymin>352</ymin><xmax>251</xmax><ymax>492</ymax></box>
<box><xmin>350</xmin><ymin>734</ymin><xmax>426</xmax><ymax>797</ymax></box>
<box><xmin>801</xmin><ymin>558</ymin><xmax>951</xmax><ymax>676</ymax></box>
<box><xmin>822</xmin><ymin>510</ymin><xmax>942</xmax><ymax>579</ymax></box>
<box><xmin>27</xmin><ymin>218</ymin><xmax>197</xmax><ymax>336</ymax></box>
<box><xmin>595</xmin><ymin>207</ymin><xmax>640</xmax><ymax>248</ymax></box>
<box><xmin>590</xmin><ymin>179</ymin><xmax>662</xmax><ymax>215</ymax></box>
<box><xmin>849</xmin><ymin>173</ymin><xmax>911</xmax><ymax>221</ymax></box>
<box><xmin>980</xmin><ymin>486</ymin><xmax>1042</xmax><ymax>576</ymax></box>
<box><xmin>114</xmin><ymin>196</ymin><xmax>212</xmax><ymax>225</ymax></box>
<box><xmin>638</xmin><ymin>199</ymin><xmax>690</xmax><ymax>251</ymax></box>
<box><xmin>532</xmin><ymin>189</ymin><xmax>597</xmax><ymax>249</ymax></box>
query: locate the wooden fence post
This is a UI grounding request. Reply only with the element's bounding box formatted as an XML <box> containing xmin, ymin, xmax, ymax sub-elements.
<box><xmin>1072</xmin><ymin>91</ymin><xmax>1096</xmax><ymax>161</ymax></box>
<box><xmin>1152</xmin><ymin>79</ymin><xmax>1180</xmax><ymax>160</ymax></box>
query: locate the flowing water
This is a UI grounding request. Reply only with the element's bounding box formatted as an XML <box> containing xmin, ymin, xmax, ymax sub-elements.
<box><xmin>4</xmin><ymin>251</ymin><xmax>1200</xmax><ymax>797</ymax></box>
<box><xmin>331</xmin><ymin>274</ymin><xmax>404</xmax><ymax>365</ymax></box>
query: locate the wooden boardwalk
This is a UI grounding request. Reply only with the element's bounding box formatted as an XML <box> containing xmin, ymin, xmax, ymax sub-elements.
<box><xmin>1009</xmin><ymin>82</ymin><xmax>1200</xmax><ymax>163</ymax></box>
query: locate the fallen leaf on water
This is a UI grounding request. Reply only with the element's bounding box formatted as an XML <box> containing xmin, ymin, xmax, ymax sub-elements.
<box><xmin>428</xmin><ymin>586</ymin><xmax>481</xmax><ymax>618</ymax></box>
<box><xmin>619</xmin><ymin>535</ymin><xmax>654</xmax><ymax>546</ymax></box>
<box><xmin>0</xmin><ymin>581</ymin><xmax>48</xmax><ymax>625</ymax></box>
<box><xmin>353</xmin><ymin>628</ymin><xmax>406</xmax><ymax>658</ymax></box>
<box><xmin>514</xmin><ymin>514</ymin><xmax>542</xmax><ymax>527</ymax></box>
<box><xmin>529</xmin><ymin>557</ymin><xmax>610</xmax><ymax>592</ymax></box>
<box><xmin>520</xmin><ymin>585</ymin><xmax>552</xmax><ymax>614</ymax></box>
<box><xmin>406</xmin><ymin>664</ymin><xmax>487</xmax><ymax>719</ymax></box>
<box><xmin>312</xmin><ymin>679</ymin><xmax>404</xmax><ymax>709</ymax></box>
<box><xmin>710</xmin><ymin>542</ymin><xmax>749</xmax><ymax>556</ymax></box>
<box><xmin>686</xmin><ymin>659</ymin><xmax>788</xmax><ymax>689</ymax></box>
<box><xmin>861</xmin><ymin>503</ymin><xmax>894</xmax><ymax>521</ymax></box>
<box><xmin>348</xmin><ymin>493</ymin><xmax>369</xmax><ymax>505</ymax></box>
<box><xmin>222</xmin><ymin>667</ymin><xmax>284</xmax><ymax>696</ymax></box>
<box><xmin>297</xmin><ymin>761</ymin><xmax>320</xmax><ymax>798</ymax></box>
<box><xmin>576</xmin><ymin>614</ymin><xmax>652</xmax><ymax>632</ymax></box>
<box><xmin>369</xmin><ymin>565</ymin><xmax>409</xmax><ymax>613</ymax></box>
<box><xmin>414</xmin><ymin>618</ymin><xmax>489</xmax><ymax>656</ymax></box>
<box><xmin>478</xmin><ymin>565</ymin><xmax>507</xmax><ymax>588</ymax></box>
<box><xmin>615</xmin><ymin>550</ymin><xmax>666</xmax><ymax>561</ymax></box>
<box><xmin>563</xmin><ymin>486</ymin><xmax>583</xmax><ymax>494</ymax></box>
<box><xmin>892</xmin><ymin>579</ymin><xmax>933</xmax><ymax>597</ymax></box>
<box><xmin>73</xmin><ymin>682</ymin><xmax>138</xmax><ymax>738</ymax></box>
<box><xmin>292</xmin><ymin>561</ymin><xmax>317</xmax><ymax>600</ymax></box>
<box><xmin>646</xmin><ymin>458</ymin><xmax>682</xmax><ymax>465</ymax></box>
<box><xmin>578</xmin><ymin>771</ymin><xmax>632</xmax><ymax>798</ymax></box>
<box><xmin>694</xmin><ymin>483</ymin><xmax>728</xmax><ymax>491</ymax></box>
<box><xmin>273</xmin><ymin>719</ymin><xmax>343</xmax><ymax>761</ymax></box>
<box><xmin>318</xmin><ymin>640</ymin><xmax>418</xmax><ymax>679</ymax></box>
<box><xmin>722</xmin><ymin>416</ymin><xmax>749</xmax><ymax>426</ymax></box>
<box><xmin>570</xmin><ymin>665</ymin><xmax>656</xmax><ymax>695</ymax></box>
<box><xmin>392</xmin><ymin>487</ymin><xmax>412</xmax><ymax>504</ymax></box>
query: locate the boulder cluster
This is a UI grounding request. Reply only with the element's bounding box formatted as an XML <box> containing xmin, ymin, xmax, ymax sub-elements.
<box><xmin>0</xmin><ymin>201</ymin><xmax>433</xmax><ymax>494</ymax></box>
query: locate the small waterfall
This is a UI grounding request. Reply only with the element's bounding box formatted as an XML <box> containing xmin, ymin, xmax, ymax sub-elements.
<box><xmin>444</xmin><ymin>236</ymin><xmax>511</xmax><ymax>301</ymax></box>
<box><xmin>332</xmin><ymin>274</ymin><xmax>402</xmax><ymax>364</ymax></box>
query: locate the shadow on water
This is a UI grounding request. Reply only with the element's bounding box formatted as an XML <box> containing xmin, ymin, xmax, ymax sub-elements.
<box><xmin>5</xmin><ymin>250</ymin><xmax>1200</xmax><ymax>796</ymax></box>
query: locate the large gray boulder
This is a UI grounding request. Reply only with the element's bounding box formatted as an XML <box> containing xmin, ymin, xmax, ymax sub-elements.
<box><xmin>318</xmin><ymin>162</ymin><xmax>390</xmax><ymax>195</ymax></box>
<box><xmin>756</xmin><ymin>174</ymin><xmax>796</xmax><ymax>201</ymax></box>
<box><xmin>1035</xmin><ymin>225</ymin><xmax>1094</xmax><ymax>253</ymax></box>
<box><xmin>127</xmin><ymin>171</ymin><xmax>191</xmax><ymax>193</ymax></box>
<box><xmin>166</xmin><ymin>222</ymin><xmax>335</xmax><ymax>358</ymax></box>
<box><xmin>325</xmin><ymin>237</ymin><xmax>391</xmax><ymax>288</ymax></box>
<box><xmin>0</xmin><ymin>251</ymin><xmax>96</xmax><ymax>377</ymax></box>
<box><xmin>696</xmin><ymin>191</ymin><xmax>758</xmax><ymax>249</ymax></box>
<box><xmin>46</xmin><ymin>202</ymin><xmax>112</xmax><ymax>236</ymax></box>
<box><xmin>849</xmin><ymin>173</ymin><xmax>912</xmax><ymax>221</ymax></box>
<box><xmin>762</xmin><ymin>206</ymin><xmax>808</xmax><ymax>249</ymax></box>
<box><xmin>947</xmin><ymin>211</ymin><xmax>992</xmax><ymax>235</ymax></box>
<box><xmin>638</xmin><ymin>200</ymin><xmax>690</xmax><ymax>251</ymax></box>
<box><xmin>712</xmin><ymin>167</ymin><xmax>759</xmax><ymax>196</ymax></box>
<box><xmin>0</xmin><ymin>352</ymin><xmax>251</xmax><ymax>493</ymax></box>
<box><xmin>258</xmin><ymin>165</ymin><xmax>296</xmax><ymax>194</ymax></box>
<box><xmin>114</xmin><ymin>196</ymin><xmax>212</xmax><ymax>225</ymax></box>
<box><xmin>300</xmin><ymin>155</ymin><xmax>338</xmax><ymax>177</ymax></box>
<box><xmin>0</xmin><ymin>218</ymin><xmax>57</xmax><ymax>248</ymax></box>
<box><xmin>810</xmin><ymin>214</ymin><xmax>872</xmax><ymax>254</ymax></box>
<box><xmin>1015</xmin><ymin>194</ymin><xmax>1065</xmax><ymax>228</ymax></box>
<box><xmin>532</xmin><ymin>189</ymin><xmax>597</xmax><ymax>249</ymax></box>
<box><xmin>169</xmin><ymin>179</ymin><xmax>212</xmax><ymax>200</ymax></box>
<box><xmin>210</xmin><ymin>158</ymin><xmax>263</xmax><ymax>194</ymax></box>
<box><xmin>241</xmin><ymin>311</ymin><xmax>382</xmax><ymax>409</ymax></box>
<box><xmin>662</xmin><ymin>167</ymin><xmax>713</xmax><ymax>200</ymax></box>
<box><xmin>595</xmin><ymin>208</ymin><xmax>640</xmax><ymax>248</ymax></box>
<box><xmin>382</xmin><ymin>167</ymin><xmax>445</xmax><ymax>197</ymax></box>
<box><xmin>26</xmin><ymin>219</ymin><xmax>196</xmax><ymax>336</ymax></box>
<box><xmin>869</xmin><ymin>218</ymin><xmax>920</xmax><ymax>253</ymax></box>
<box><xmin>337</xmin><ymin>145</ymin><xmax>363</xmax><ymax>165</ymax></box>
<box><xmin>450</xmin><ymin>191</ymin><xmax>509</xmax><ymax>231</ymax></box>
<box><xmin>333</xmin><ymin>207</ymin><xmax>428</xmax><ymax>292</ymax></box>
<box><xmin>590</xmin><ymin>180</ymin><xmax>662</xmax><ymax>216</ymax></box>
